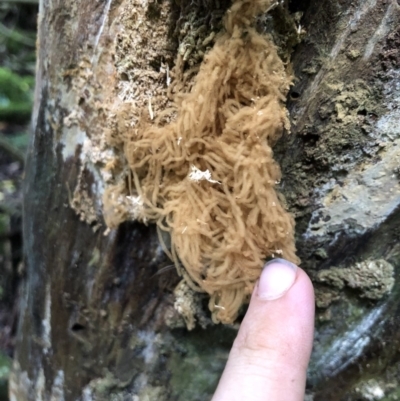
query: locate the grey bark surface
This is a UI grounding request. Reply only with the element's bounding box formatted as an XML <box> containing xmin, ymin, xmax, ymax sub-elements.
<box><xmin>11</xmin><ymin>0</ymin><xmax>400</xmax><ymax>400</ymax></box>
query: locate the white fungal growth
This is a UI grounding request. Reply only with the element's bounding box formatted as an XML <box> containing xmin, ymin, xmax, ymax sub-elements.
<box><xmin>126</xmin><ymin>195</ymin><xmax>145</xmax><ymax>221</ymax></box>
<box><xmin>127</xmin><ymin>195</ymin><xmax>143</xmax><ymax>207</ymax></box>
<box><xmin>166</xmin><ymin>64</ymin><xmax>171</xmax><ymax>87</ymax></box>
<box><xmin>148</xmin><ymin>97</ymin><xmax>154</xmax><ymax>120</ymax></box>
<box><xmin>188</xmin><ymin>165</ymin><xmax>220</xmax><ymax>184</ymax></box>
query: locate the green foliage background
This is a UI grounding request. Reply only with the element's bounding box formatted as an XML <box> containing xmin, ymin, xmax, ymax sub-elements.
<box><xmin>0</xmin><ymin>2</ymin><xmax>38</xmax><ymax>399</ymax></box>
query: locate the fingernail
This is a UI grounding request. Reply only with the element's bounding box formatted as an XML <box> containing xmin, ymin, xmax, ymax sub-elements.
<box><xmin>257</xmin><ymin>258</ymin><xmax>298</xmax><ymax>300</ymax></box>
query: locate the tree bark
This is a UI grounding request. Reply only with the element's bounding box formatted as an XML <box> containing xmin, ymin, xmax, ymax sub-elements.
<box><xmin>11</xmin><ymin>0</ymin><xmax>400</xmax><ymax>400</ymax></box>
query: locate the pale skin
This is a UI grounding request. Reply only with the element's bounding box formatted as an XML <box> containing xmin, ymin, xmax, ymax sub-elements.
<box><xmin>212</xmin><ymin>259</ymin><xmax>315</xmax><ymax>401</ymax></box>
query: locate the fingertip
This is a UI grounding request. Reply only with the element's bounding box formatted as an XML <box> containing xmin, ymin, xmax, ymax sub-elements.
<box><xmin>257</xmin><ymin>258</ymin><xmax>298</xmax><ymax>300</ymax></box>
<box><xmin>242</xmin><ymin>260</ymin><xmax>315</xmax><ymax>352</ymax></box>
<box><xmin>212</xmin><ymin>260</ymin><xmax>315</xmax><ymax>401</ymax></box>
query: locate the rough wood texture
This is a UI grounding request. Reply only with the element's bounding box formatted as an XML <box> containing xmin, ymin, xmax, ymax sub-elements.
<box><xmin>11</xmin><ymin>0</ymin><xmax>400</xmax><ymax>400</ymax></box>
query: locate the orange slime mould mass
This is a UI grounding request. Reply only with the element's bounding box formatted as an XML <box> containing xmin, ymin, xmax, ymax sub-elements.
<box><xmin>104</xmin><ymin>0</ymin><xmax>299</xmax><ymax>324</ymax></box>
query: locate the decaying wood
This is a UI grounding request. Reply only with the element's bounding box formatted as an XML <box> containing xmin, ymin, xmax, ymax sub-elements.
<box><xmin>12</xmin><ymin>0</ymin><xmax>400</xmax><ymax>400</ymax></box>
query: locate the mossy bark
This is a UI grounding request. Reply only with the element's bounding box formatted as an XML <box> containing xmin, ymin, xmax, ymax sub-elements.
<box><xmin>12</xmin><ymin>0</ymin><xmax>400</xmax><ymax>400</ymax></box>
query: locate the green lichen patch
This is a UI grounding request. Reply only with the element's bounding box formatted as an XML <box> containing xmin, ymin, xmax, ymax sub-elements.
<box><xmin>317</xmin><ymin>259</ymin><xmax>395</xmax><ymax>304</ymax></box>
<box><xmin>168</xmin><ymin>326</ymin><xmax>236</xmax><ymax>401</ymax></box>
<box><xmin>348</xmin><ymin>361</ymin><xmax>400</xmax><ymax>401</ymax></box>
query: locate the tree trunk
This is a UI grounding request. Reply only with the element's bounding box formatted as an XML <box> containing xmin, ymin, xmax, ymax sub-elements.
<box><xmin>10</xmin><ymin>0</ymin><xmax>400</xmax><ymax>400</ymax></box>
